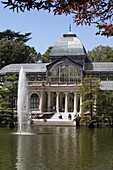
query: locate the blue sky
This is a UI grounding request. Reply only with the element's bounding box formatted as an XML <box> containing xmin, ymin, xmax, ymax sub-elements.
<box><xmin>0</xmin><ymin>3</ymin><xmax>113</xmax><ymax>54</ymax></box>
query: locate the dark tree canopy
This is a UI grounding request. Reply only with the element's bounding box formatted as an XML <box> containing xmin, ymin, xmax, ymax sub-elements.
<box><xmin>0</xmin><ymin>29</ymin><xmax>31</xmax><ymax>43</ymax></box>
<box><xmin>0</xmin><ymin>40</ymin><xmax>38</xmax><ymax>68</ymax></box>
<box><xmin>0</xmin><ymin>29</ymin><xmax>38</xmax><ymax>68</ymax></box>
<box><xmin>79</xmin><ymin>76</ymin><xmax>100</xmax><ymax>117</ymax></box>
<box><xmin>0</xmin><ymin>74</ymin><xmax>18</xmax><ymax>121</ymax></box>
<box><xmin>97</xmin><ymin>91</ymin><xmax>113</xmax><ymax>116</ymax></box>
<box><xmin>42</xmin><ymin>46</ymin><xmax>52</xmax><ymax>63</ymax></box>
<box><xmin>2</xmin><ymin>0</ymin><xmax>113</xmax><ymax>36</ymax></box>
<box><xmin>88</xmin><ymin>45</ymin><xmax>113</xmax><ymax>62</ymax></box>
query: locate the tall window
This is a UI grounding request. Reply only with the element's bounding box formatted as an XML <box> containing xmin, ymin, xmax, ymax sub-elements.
<box><xmin>30</xmin><ymin>93</ymin><xmax>39</xmax><ymax>109</ymax></box>
<box><xmin>48</xmin><ymin>61</ymin><xmax>82</xmax><ymax>84</ymax></box>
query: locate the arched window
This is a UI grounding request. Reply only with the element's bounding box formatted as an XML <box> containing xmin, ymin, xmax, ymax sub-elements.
<box><xmin>48</xmin><ymin>61</ymin><xmax>82</xmax><ymax>84</ymax></box>
<box><xmin>30</xmin><ymin>93</ymin><xmax>39</xmax><ymax>109</ymax></box>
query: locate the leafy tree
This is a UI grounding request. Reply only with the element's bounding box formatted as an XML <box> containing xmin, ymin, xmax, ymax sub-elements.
<box><xmin>88</xmin><ymin>46</ymin><xmax>113</xmax><ymax>62</ymax></box>
<box><xmin>2</xmin><ymin>0</ymin><xmax>113</xmax><ymax>36</ymax></box>
<box><xmin>42</xmin><ymin>46</ymin><xmax>53</xmax><ymax>63</ymax></box>
<box><xmin>0</xmin><ymin>74</ymin><xmax>18</xmax><ymax>124</ymax></box>
<box><xmin>35</xmin><ymin>52</ymin><xmax>42</xmax><ymax>62</ymax></box>
<box><xmin>0</xmin><ymin>40</ymin><xmax>38</xmax><ymax>68</ymax></box>
<box><xmin>79</xmin><ymin>76</ymin><xmax>100</xmax><ymax>118</ymax></box>
<box><xmin>0</xmin><ymin>29</ymin><xmax>31</xmax><ymax>43</ymax></box>
<box><xmin>97</xmin><ymin>91</ymin><xmax>113</xmax><ymax>116</ymax></box>
<box><xmin>0</xmin><ymin>29</ymin><xmax>40</xmax><ymax>68</ymax></box>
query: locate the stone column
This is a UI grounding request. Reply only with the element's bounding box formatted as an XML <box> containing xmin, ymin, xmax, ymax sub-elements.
<box><xmin>94</xmin><ymin>94</ymin><xmax>97</xmax><ymax>114</ymax></box>
<box><xmin>65</xmin><ymin>92</ymin><xmax>68</xmax><ymax>113</ymax></box>
<box><xmin>74</xmin><ymin>92</ymin><xmax>77</xmax><ymax>113</ymax></box>
<box><xmin>56</xmin><ymin>92</ymin><xmax>59</xmax><ymax>113</ymax></box>
<box><xmin>79</xmin><ymin>95</ymin><xmax>82</xmax><ymax>114</ymax></box>
<box><xmin>47</xmin><ymin>92</ymin><xmax>51</xmax><ymax>112</ymax></box>
<box><xmin>39</xmin><ymin>92</ymin><xmax>43</xmax><ymax>113</ymax></box>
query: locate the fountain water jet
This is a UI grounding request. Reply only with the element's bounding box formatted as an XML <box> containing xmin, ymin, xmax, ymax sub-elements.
<box><xmin>17</xmin><ymin>66</ymin><xmax>28</xmax><ymax>134</ymax></box>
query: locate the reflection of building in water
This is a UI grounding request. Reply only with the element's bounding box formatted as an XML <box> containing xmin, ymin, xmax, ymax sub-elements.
<box><xmin>54</xmin><ymin>127</ymin><xmax>77</xmax><ymax>164</ymax></box>
<box><xmin>16</xmin><ymin>135</ymin><xmax>40</xmax><ymax>170</ymax></box>
<box><xmin>1</xmin><ymin>30</ymin><xmax>113</xmax><ymax>123</ymax></box>
<box><xmin>15</xmin><ymin>127</ymin><xmax>78</xmax><ymax>170</ymax></box>
<box><xmin>16</xmin><ymin>136</ymin><xmax>23</xmax><ymax>170</ymax></box>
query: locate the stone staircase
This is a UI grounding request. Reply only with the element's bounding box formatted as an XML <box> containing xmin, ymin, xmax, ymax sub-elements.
<box><xmin>33</xmin><ymin>119</ymin><xmax>76</xmax><ymax>126</ymax></box>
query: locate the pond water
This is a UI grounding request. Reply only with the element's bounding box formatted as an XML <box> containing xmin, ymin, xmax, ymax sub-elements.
<box><xmin>0</xmin><ymin>126</ymin><xmax>113</xmax><ymax>170</ymax></box>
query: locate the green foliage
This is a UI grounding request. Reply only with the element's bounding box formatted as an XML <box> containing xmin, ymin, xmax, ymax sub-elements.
<box><xmin>2</xmin><ymin>1</ymin><xmax>113</xmax><ymax>36</ymax></box>
<box><xmin>88</xmin><ymin>45</ymin><xmax>113</xmax><ymax>62</ymax></box>
<box><xmin>0</xmin><ymin>29</ymin><xmax>38</xmax><ymax>68</ymax></box>
<box><xmin>0</xmin><ymin>29</ymin><xmax>31</xmax><ymax>42</ymax></box>
<box><xmin>35</xmin><ymin>52</ymin><xmax>42</xmax><ymax>62</ymax></box>
<box><xmin>0</xmin><ymin>40</ymin><xmax>38</xmax><ymax>68</ymax></box>
<box><xmin>0</xmin><ymin>101</ymin><xmax>11</xmax><ymax>109</ymax></box>
<box><xmin>0</xmin><ymin>74</ymin><xmax>18</xmax><ymax>121</ymax></box>
<box><xmin>42</xmin><ymin>46</ymin><xmax>53</xmax><ymax>63</ymax></box>
<box><xmin>80</xmin><ymin>76</ymin><xmax>113</xmax><ymax>117</ymax></box>
<box><xmin>79</xmin><ymin>76</ymin><xmax>100</xmax><ymax>116</ymax></box>
<box><xmin>97</xmin><ymin>91</ymin><xmax>113</xmax><ymax>116</ymax></box>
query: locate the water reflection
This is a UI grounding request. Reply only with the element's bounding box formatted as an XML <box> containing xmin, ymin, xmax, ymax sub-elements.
<box><xmin>15</xmin><ymin>127</ymin><xmax>78</xmax><ymax>170</ymax></box>
<box><xmin>16</xmin><ymin>135</ymin><xmax>36</xmax><ymax>170</ymax></box>
<box><xmin>77</xmin><ymin>128</ymin><xmax>113</xmax><ymax>170</ymax></box>
<box><xmin>0</xmin><ymin>127</ymin><xmax>113</xmax><ymax>170</ymax></box>
<box><xmin>15</xmin><ymin>127</ymin><xmax>113</xmax><ymax>170</ymax></box>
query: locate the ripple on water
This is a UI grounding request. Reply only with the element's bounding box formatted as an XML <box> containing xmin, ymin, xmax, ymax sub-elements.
<box><xmin>11</xmin><ymin>132</ymin><xmax>35</xmax><ymax>135</ymax></box>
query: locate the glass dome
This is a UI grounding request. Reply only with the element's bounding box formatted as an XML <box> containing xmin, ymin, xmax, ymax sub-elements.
<box><xmin>50</xmin><ymin>31</ymin><xmax>86</xmax><ymax>57</ymax></box>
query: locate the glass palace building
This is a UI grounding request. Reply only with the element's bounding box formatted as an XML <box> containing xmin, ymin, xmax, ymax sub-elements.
<box><xmin>0</xmin><ymin>31</ymin><xmax>113</xmax><ymax>123</ymax></box>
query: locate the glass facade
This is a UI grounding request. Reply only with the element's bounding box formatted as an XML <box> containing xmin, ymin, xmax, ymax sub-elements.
<box><xmin>27</xmin><ymin>74</ymin><xmax>46</xmax><ymax>82</ymax></box>
<box><xmin>30</xmin><ymin>93</ymin><xmax>39</xmax><ymax>109</ymax></box>
<box><xmin>0</xmin><ymin>31</ymin><xmax>113</xmax><ymax>91</ymax></box>
<box><xmin>48</xmin><ymin>61</ymin><xmax>82</xmax><ymax>84</ymax></box>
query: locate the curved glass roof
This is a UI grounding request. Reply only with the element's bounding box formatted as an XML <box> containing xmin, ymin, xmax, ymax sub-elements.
<box><xmin>100</xmin><ymin>81</ymin><xmax>113</xmax><ymax>90</ymax></box>
<box><xmin>50</xmin><ymin>31</ymin><xmax>86</xmax><ymax>57</ymax></box>
<box><xmin>0</xmin><ymin>63</ymin><xmax>49</xmax><ymax>74</ymax></box>
<box><xmin>87</xmin><ymin>62</ymin><xmax>113</xmax><ymax>71</ymax></box>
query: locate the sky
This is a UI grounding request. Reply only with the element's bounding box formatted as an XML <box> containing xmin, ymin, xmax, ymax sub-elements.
<box><xmin>0</xmin><ymin>3</ymin><xmax>113</xmax><ymax>54</ymax></box>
